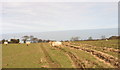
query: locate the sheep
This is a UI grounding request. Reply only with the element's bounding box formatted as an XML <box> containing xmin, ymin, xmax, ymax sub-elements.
<box><xmin>49</xmin><ymin>41</ymin><xmax>62</xmax><ymax>47</ymax></box>
<box><xmin>4</xmin><ymin>42</ymin><xmax>8</xmax><ymax>46</ymax></box>
<box><xmin>26</xmin><ymin>42</ymin><xmax>30</xmax><ymax>46</ymax></box>
<box><xmin>106</xmin><ymin>39</ymin><xmax>108</xmax><ymax>41</ymax></box>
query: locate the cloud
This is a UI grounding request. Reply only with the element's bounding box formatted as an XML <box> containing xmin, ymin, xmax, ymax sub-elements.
<box><xmin>1</xmin><ymin>0</ymin><xmax>119</xmax><ymax>2</ymax></box>
<box><xmin>2</xmin><ymin>2</ymin><xmax>118</xmax><ymax>33</ymax></box>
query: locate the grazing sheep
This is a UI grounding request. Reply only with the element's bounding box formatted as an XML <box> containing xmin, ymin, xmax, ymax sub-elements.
<box><xmin>49</xmin><ymin>41</ymin><xmax>62</xmax><ymax>47</ymax></box>
<box><xmin>4</xmin><ymin>42</ymin><xmax>8</xmax><ymax>46</ymax></box>
<box><xmin>26</xmin><ymin>42</ymin><xmax>30</xmax><ymax>46</ymax></box>
<box><xmin>106</xmin><ymin>39</ymin><xmax>108</xmax><ymax>41</ymax></box>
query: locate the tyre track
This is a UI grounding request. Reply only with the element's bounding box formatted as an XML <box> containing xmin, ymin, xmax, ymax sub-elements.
<box><xmin>53</xmin><ymin>46</ymin><xmax>85</xmax><ymax>69</ymax></box>
<box><xmin>40</xmin><ymin>43</ymin><xmax>61</xmax><ymax>68</ymax></box>
<box><xmin>71</xmin><ymin>43</ymin><xmax>120</xmax><ymax>53</ymax></box>
<box><xmin>64</xmin><ymin>44</ymin><xmax>119</xmax><ymax>68</ymax></box>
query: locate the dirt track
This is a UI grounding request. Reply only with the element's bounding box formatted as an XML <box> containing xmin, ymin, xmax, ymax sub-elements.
<box><xmin>53</xmin><ymin>46</ymin><xmax>85</xmax><ymax>69</ymax></box>
<box><xmin>71</xmin><ymin>43</ymin><xmax>120</xmax><ymax>53</ymax></box>
<box><xmin>64</xmin><ymin>44</ymin><xmax>120</xmax><ymax>68</ymax></box>
<box><xmin>40</xmin><ymin>44</ymin><xmax>61</xmax><ymax>68</ymax></box>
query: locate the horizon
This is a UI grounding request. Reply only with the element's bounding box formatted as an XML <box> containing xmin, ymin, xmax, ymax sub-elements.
<box><xmin>1</xmin><ymin>27</ymin><xmax>118</xmax><ymax>34</ymax></box>
<box><xmin>1</xmin><ymin>28</ymin><xmax>118</xmax><ymax>41</ymax></box>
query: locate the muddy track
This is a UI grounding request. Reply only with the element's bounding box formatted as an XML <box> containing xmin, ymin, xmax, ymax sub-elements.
<box><xmin>53</xmin><ymin>46</ymin><xmax>85</xmax><ymax>69</ymax></box>
<box><xmin>40</xmin><ymin>44</ymin><xmax>61</xmax><ymax>68</ymax></box>
<box><xmin>72</xmin><ymin>43</ymin><xmax>120</xmax><ymax>53</ymax></box>
<box><xmin>64</xmin><ymin>44</ymin><xmax>120</xmax><ymax>68</ymax></box>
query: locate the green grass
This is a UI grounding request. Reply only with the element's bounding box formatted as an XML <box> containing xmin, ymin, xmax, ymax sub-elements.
<box><xmin>2</xmin><ymin>43</ymin><xmax>73</xmax><ymax>68</ymax></box>
<box><xmin>2</xmin><ymin>41</ymin><xmax>117</xmax><ymax>68</ymax></box>
<box><xmin>42</xmin><ymin>43</ymin><xmax>73</xmax><ymax>68</ymax></box>
<box><xmin>2</xmin><ymin>43</ymin><xmax>48</xmax><ymax>68</ymax></box>
<box><xmin>62</xmin><ymin>47</ymin><xmax>113</xmax><ymax>68</ymax></box>
<box><xmin>70</xmin><ymin>39</ymin><xmax>119</xmax><ymax>58</ymax></box>
<box><xmin>71</xmin><ymin>40</ymin><xmax>118</xmax><ymax>49</ymax></box>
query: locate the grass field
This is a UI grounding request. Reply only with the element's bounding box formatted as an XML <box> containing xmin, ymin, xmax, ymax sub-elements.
<box><xmin>70</xmin><ymin>40</ymin><xmax>119</xmax><ymax>58</ymax></box>
<box><xmin>70</xmin><ymin>40</ymin><xmax>118</xmax><ymax>49</ymax></box>
<box><xmin>2</xmin><ymin>40</ymin><xmax>119</xmax><ymax>68</ymax></box>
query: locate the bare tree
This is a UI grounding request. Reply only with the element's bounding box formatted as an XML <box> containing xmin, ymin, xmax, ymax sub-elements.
<box><xmin>29</xmin><ymin>35</ymin><xmax>34</xmax><ymax>43</ymax></box>
<box><xmin>71</xmin><ymin>37</ymin><xmax>80</xmax><ymax>41</ymax></box>
<box><xmin>101</xmin><ymin>35</ymin><xmax>106</xmax><ymax>40</ymax></box>
<box><xmin>32</xmin><ymin>38</ymin><xmax>39</xmax><ymax>43</ymax></box>
<box><xmin>88</xmin><ymin>36</ymin><xmax>93</xmax><ymax>40</ymax></box>
<box><xmin>22</xmin><ymin>36</ymin><xmax>29</xmax><ymax>43</ymax></box>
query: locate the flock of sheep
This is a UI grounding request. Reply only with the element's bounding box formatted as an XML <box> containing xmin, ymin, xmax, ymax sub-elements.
<box><xmin>4</xmin><ymin>41</ymin><xmax>63</xmax><ymax>47</ymax></box>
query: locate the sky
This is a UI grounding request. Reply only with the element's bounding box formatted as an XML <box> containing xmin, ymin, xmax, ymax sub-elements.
<box><xmin>1</xmin><ymin>2</ymin><xmax>118</xmax><ymax>34</ymax></box>
<box><xmin>0</xmin><ymin>0</ymin><xmax>119</xmax><ymax>2</ymax></box>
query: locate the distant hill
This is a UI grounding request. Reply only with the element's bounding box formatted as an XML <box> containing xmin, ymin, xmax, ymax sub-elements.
<box><xmin>1</xmin><ymin>28</ymin><xmax>118</xmax><ymax>41</ymax></box>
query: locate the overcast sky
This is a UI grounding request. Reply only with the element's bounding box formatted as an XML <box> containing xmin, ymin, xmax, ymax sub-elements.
<box><xmin>1</xmin><ymin>2</ymin><xmax>118</xmax><ymax>34</ymax></box>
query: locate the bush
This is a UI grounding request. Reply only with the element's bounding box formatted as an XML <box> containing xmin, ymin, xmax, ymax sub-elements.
<box><xmin>10</xmin><ymin>39</ymin><xmax>20</xmax><ymax>43</ymax></box>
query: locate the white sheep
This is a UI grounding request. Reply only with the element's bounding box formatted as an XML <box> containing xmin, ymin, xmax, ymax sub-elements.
<box><xmin>106</xmin><ymin>39</ymin><xmax>108</xmax><ymax>41</ymax></box>
<box><xmin>4</xmin><ymin>42</ymin><xmax>8</xmax><ymax>46</ymax></box>
<box><xmin>49</xmin><ymin>41</ymin><xmax>62</xmax><ymax>47</ymax></box>
<box><xmin>26</xmin><ymin>42</ymin><xmax>30</xmax><ymax>46</ymax></box>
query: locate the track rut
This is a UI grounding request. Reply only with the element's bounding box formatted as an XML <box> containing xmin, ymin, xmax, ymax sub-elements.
<box><xmin>64</xmin><ymin>44</ymin><xmax>119</xmax><ymax>68</ymax></box>
<box><xmin>40</xmin><ymin>44</ymin><xmax>61</xmax><ymax>68</ymax></box>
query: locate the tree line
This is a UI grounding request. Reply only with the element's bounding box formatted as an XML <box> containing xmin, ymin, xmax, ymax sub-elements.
<box><xmin>22</xmin><ymin>35</ymin><xmax>51</xmax><ymax>43</ymax></box>
<box><xmin>70</xmin><ymin>35</ymin><xmax>120</xmax><ymax>41</ymax></box>
<box><xmin>0</xmin><ymin>35</ymin><xmax>51</xmax><ymax>44</ymax></box>
<box><xmin>0</xmin><ymin>35</ymin><xmax>119</xmax><ymax>44</ymax></box>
